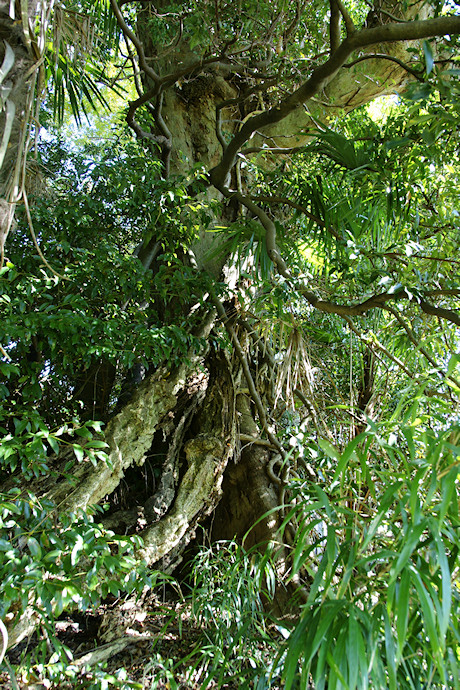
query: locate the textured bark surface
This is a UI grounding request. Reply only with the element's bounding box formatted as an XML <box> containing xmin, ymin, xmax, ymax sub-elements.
<box><xmin>138</xmin><ymin>348</ymin><xmax>236</xmax><ymax>567</ymax></box>
<box><xmin>261</xmin><ymin>3</ymin><xmax>432</xmax><ymax>148</ymax></box>
<box><xmin>0</xmin><ymin>0</ymin><xmax>39</xmax><ymax>260</ymax></box>
<box><xmin>212</xmin><ymin>394</ymin><xmax>278</xmax><ymax>549</ymax></box>
<box><xmin>0</xmin><ymin>1</ymin><xmax>36</xmax><ymax>194</ymax></box>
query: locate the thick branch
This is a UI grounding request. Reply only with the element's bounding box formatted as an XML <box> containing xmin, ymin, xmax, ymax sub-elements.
<box><xmin>251</xmin><ymin>194</ymin><xmax>342</xmax><ymax>241</ymax></box>
<box><xmin>336</xmin><ymin>0</ymin><xmax>356</xmax><ymax>35</ymax></box>
<box><xmin>210</xmin><ymin>15</ymin><xmax>460</xmax><ymax>187</ymax></box>
<box><xmin>110</xmin><ymin>0</ymin><xmax>160</xmax><ymax>83</ymax></box>
<box><xmin>214</xmin><ymin>186</ymin><xmax>291</xmax><ymax>275</ymax></box>
<box><xmin>330</xmin><ymin>0</ymin><xmax>341</xmax><ymax>53</ymax></box>
<box><xmin>419</xmin><ymin>299</ymin><xmax>460</xmax><ymax>327</ymax></box>
<box><xmin>216</xmin><ymin>187</ymin><xmax>460</xmax><ymax>329</ymax></box>
<box><xmin>344</xmin><ymin>53</ymin><xmax>424</xmax><ymax>80</ymax></box>
<box><xmin>154</xmin><ymin>92</ymin><xmax>172</xmax><ymax>177</ymax></box>
<box><xmin>298</xmin><ymin>287</ymin><xmax>460</xmax><ymax>327</ymax></box>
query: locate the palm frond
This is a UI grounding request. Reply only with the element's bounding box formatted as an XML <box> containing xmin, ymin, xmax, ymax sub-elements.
<box><xmin>46</xmin><ymin>1</ymin><xmax>122</xmax><ymax>125</ymax></box>
<box><xmin>313</xmin><ymin>129</ymin><xmax>375</xmax><ymax>173</ymax></box>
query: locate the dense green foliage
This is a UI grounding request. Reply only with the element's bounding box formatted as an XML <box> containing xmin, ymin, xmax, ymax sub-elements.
<box><xmin>281</xmin><ymin>401</ymin><xmax>460</xmax><ymax>689</ymax></box>
<box><xmin>0</xmin><ymin>0</ymin><xmax>460</xmax><ymax>687</ymax></box>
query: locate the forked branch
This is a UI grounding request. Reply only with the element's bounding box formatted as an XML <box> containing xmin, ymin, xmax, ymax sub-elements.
<box><xmin>210</xmin><ymin>14</ymin><xmax>460</xmax><ymax>187</ymax></box>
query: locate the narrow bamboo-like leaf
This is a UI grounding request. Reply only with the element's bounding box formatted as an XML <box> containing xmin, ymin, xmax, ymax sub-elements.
<box><xmin>423</xmin><ymin>40</ymin><xmax>434</xmax><ymax>75</ymax></box>
<box><xmin>314</xmin><ymin>485</ymin><xmax>333</xmax><ymax>519</ymax></box>
<box><xmin>347</xmin><ymin>613</ymin><xmax>360</xmax><ymax>690</ymax></box>
<box><xmin>292</xmin><ymin>519</ymin><xmax>323</xmax><ymax>576</ymax></box>
<box><xmin>434</xmin><ymin>535</ymin><xmax>451</xmax><ymax>641</ymax></box>
<box><xmin>356</xmin><ymin>614</ymin><xmax>369</xmax><ymax>690</ymax></box>
<box><xmin>447</xmin><ymin>648</ymin><xmax>459</xmax><ymax>690</ymax></box>
<box><xmin>327</xmin><ymin>642</ymin><xmax>350</xmax><ymax>690</ymax></box>
<box><xmin>389</xmin><ymin>522</ymin><xmax>425</xmax><ymax>583</ymax></box>
<box><xmin>412</xmin><ymin>570</ymin><xmax>440</xmax><ymax>657</ymax></box>
<box><xmin>357</xmin><ymin>446</ymin><xmax>376</xmax><ymax>496</ymax></box>
<box><xmin>314</xmin><ymin>632</ymin><xmax>330</xmax><ymax>690</ymax></box>
<box><xmin>283</xmin><ymin>615</ymin><xmax>310</xmax><ymax>690</ymax></box>
<box><xmin>337</xmin><ymin>541</ymin><xmax>356</xmax><ymax>598</ymax></box>
<box><xmin>343</xmin><ymin>432</ymin><xmax>367</xmax><ymax>460</ymax></box>
<box><xmin>66</xmin><ymin>77</ymin><xmax>82</xmax><ymax>126</ymax></box>
<box><xmin>383</xmin><ymin>609</ymin><xmax>397</xmax><ymax>690</ymax></box>
<box><xmin>307</xmin><ymin>550</ymin><xmax>329</xmax><ymax>604</ymax></box>
<box><xmin>360</xmin><ymin>481</ymin><xmax>402</xmax><ymax>552</ymax></box>
<box><xmin>326</xmin><ymin>524</ymin><xmax>337</xmax><ymax>575</ymax></box>
<box><xmin>309</xmin><ymin>601</ymin><xmax>346</xmax><ymax>663</ymax></box>
<box><xmin>438</xmin><ymin>466</ymin><xmax>457</xmax><ymax>523</ymax></box>
<box><xmin>319</xmin><ymin>437</ymin><xmax>340</xmax><ymax>461</ymax></box>
<box><xmin>395</xmin><ymin>569</ymin><xmax>411</xmax><ymax>660</ymax></box>
<box><xmin>447</xmin><ymin>353</ymin><xmax>460</xmax><ymax>376</ymax></box>
<box><xmin>401</xmin><ymin>427</ymin><xmax>415</xmax><ymax>462</ymax></box>
<box><xmin>332</xmin><ymin>434</ymin><xmax>366</xmax><ymax>484</ymax></box>
<box><xmin>424</xmin><ymin>465</ymin><xmax>438</xmax><ymax>507</ymax></box>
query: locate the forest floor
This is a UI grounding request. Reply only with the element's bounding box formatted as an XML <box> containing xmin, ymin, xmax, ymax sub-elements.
<box><xmin>1</xmin><ymin>586</ymin><xmax>284</xmax><ymax>689</ymax></box>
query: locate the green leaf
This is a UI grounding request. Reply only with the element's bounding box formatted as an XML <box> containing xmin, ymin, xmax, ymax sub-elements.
<box><xmin>318</xmin><ymin>437</ymin><xmax>340</xmax><ymax>462</ymax></box>
<box><xmin>447</xmin><ymin>353</ymin><xmax>460</xmax><ymax>376</ymax></box>
<box><xmin>74</xmin><ymin>426</ymin><xmax>93</xmax><ymax>439</ymax></box>
<box><xmin>283</xmin><ymin>615</ymin><xmax>309</xmax><ymax>690</ymax></box>
<box><xmin>28</xmin><ymin>537</ymin><xmax>42</xmax><ymax>560</ymax></box>
<box><xmin>85</xmin><ymin>439</ymin><xmax>108</xmax><ymax>449</ymax></box>
<box><xmin>383</xmin><ymin>609</ymin><xmax>397</xmax><ymax>690</ymax></box>
<box><xmin>447</xmin><ymin>648</ymin><xmax>459</xmax><ymax>690</ymax></box>
<box><xmin>389</xmin><ymin>522</ymin><xmax>425</xmax><ymax>583</ymax></box>
<box><xmin>395</xmin><ymin>569</ymin><xmax>411</xmax><ymax>660</ymax></box>
<box><xmin>331</xmin><ymin>433</ymin><xmax>366</xmax><ymax>483</ymax></box>
<box><xmin>406</xmin><ymin>82</ymin><xmax>432</xmax><ymax>101</ymax></box>
<box><xmin>47</xmin><ymin>436</ymin><xmax>60</xmax><ymax>454</ymax></box>
<box><xmin>72</xmin><ymin>444</ymin><xmax>85</xmax><ymax>462</ymax></box>
<box><xmin>412</xmin><ymin>570</ymin><xmax>441</xmax><ymax>656</ymax></box>
<box><xmin>360</xmin><ymin>481</ymin><xmax>402</xmax><ymax>552</ymax></box>
<box><xmin>309</xmin><ymin>601</ymin><xmax>347</xmax><ymax>664</ymax></box>
<box><xmin>434</xmin><ymin>535</ymin><xmax>452</xmax><ymax>641</ymax></box>
<box><xmin>346</xmin><ymin>613</ymin><xmax>363</xmax><ymax>690</ymax></box>
<box><xmin>423</xmin><ymin>40</ymin><xmax>434</xmax><ymax>75</ymax></box>
<box><xmin>326</xmin><ymin>645</ymin><xmax>350</xmax><ymax>690</ymax></box>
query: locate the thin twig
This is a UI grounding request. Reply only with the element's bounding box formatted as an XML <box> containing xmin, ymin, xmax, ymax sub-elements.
<box><xmin>23</xmin><ymin>190</ymin><xmax>67</xmax><ymax>280</ymax></box>
<box><xmin>0</xmin><ymin>344</ymin><xmax>11</xmax><ymax>360</ymax></box>
<box><xmin>342</xmin><ymin>316</ymin><xmax>414</xmax><ymax>378</ymax></box>
<box><xmin>384</xmin><ymin>305</ymin><xmax>460</xmax><ymax>389</ymax></box>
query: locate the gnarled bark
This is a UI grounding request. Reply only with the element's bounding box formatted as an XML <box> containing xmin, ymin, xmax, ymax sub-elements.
<box><xmin>0</xmin><ymin>0</ymin><xmax>39</xmax><ymax>259</ymax></box>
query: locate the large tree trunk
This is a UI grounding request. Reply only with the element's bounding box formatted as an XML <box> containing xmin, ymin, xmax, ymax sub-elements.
<box><xmin>0</xmin><ymin>0</ymin><xmax>39</xmax><ymax>259</ymax></box>
<box><xmin>109</xmin><ymin>0</ymin><xmax>435</xmax><ymax>556</ymax></box>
